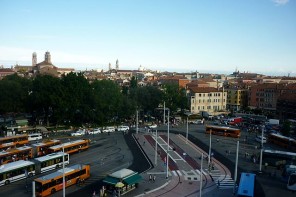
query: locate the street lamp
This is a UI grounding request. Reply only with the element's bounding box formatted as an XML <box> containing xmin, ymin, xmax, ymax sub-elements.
<box><xmin>208</xmin><ymin>129</ymin><xmax>212</xmax><ymax>165</ymax></box>
<box><xmin>184</xmin><ymin>112</ymin><xmax>192</xmax><ymax>144</ymax></box>
<box><xmin>259</xmin><ymin>126</ymin><xmax>264</xmax><ymax>172</ymax></box>
<box><xmin>166</xmin><ymin>109</ymin><xmax>170</xmax><ymax>179</ymax></box>
<box><xmin>136</xmin><ymin>110</ymin><xmax>139</xmax><ymax>134</ymax></box>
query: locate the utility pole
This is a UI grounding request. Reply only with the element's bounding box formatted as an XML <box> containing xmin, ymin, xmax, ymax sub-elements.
<box><xmin>233</xmin><ymin>141</ymin><xmax>239</xmax><ymax>195</ymax></box>
<box><xmin>166</xmin><ymin>110</ymin><xmax>170</xmax><ymax>179</ymax></box>
<box><xmin>136</xmin><ymin>110</ymin><xmax>138</xmax><ymax>134</ymax></box>
<box><xmin>199</xmin><ymin>153</ymin><xmax>203</xmax><ymax>197</ymax></box>
<box><xmin>154</xmin><ymin>129</ymin><xmax>158</xmax><ymax>165</ymax></box>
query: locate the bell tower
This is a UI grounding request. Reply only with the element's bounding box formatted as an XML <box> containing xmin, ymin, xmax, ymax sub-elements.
<box><xmin>32</xmin><ymin>52</ymin><xmax>37</xmax><ymax>66</ymax></box>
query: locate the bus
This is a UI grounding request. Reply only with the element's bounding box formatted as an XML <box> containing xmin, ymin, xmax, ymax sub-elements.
<box><xmin>287</xmin><ymin>173</ymin><xmax>296</xmax><ymax>191</ymax></box>
<box><xmin>0</xmin><ymin>152</ymin><xmax>69</xmax><ymax>186</ymax></box>
<box><xmin>28</xmin><ymin>133</ymin><xmax>43</xmax><ymax>141</ymax></box>
<box><xmin>282</xmin><ymin>165</ymin><xmax>296</xmax><ymax>182</ymax></box>
<box><xmin>0</xmin><ymin>160</ymin><xmax>35</xmax><ymax>186</ymax></box>
<box><xmin>47</xmin><ymin>139</ymin><xmax>90</xmax><ymax>154</ymax></box>
<box><xmin>268</xmin><ymin>133</ymin><xmax>296</xmax><ymax>152</ymax></box>
<box><xmin>205</xmin><ymin>125</ymin><xmax>241</xmax><ymax>138</ymax></box>
<box><xmin>0</xmin><ymin>135</ymin><xmax>29</xmax><ymax>151</ymax></box>
<box><xmin>262</xmin><ymin>149</ymin><xmax>296</xmax><ymax>168</ymax></box>
<box><xmin>34</xmin><ymin>164</ymin><xmax>90</xmax><ymax>197</ymax></box>
<box><xmin>32</xmin><ymin>139</ymin><xmax>61</xmax><ymax>157</ymax></box>
<box><xmin>34</xmin><ymin>152</ymin><xmax>69</xmax><ymax>174</ymax></box>
<box><xmin>237</xmin><ymin>172</ymin><xmax>256</xmax><ymax>197</ymax></box>
<box><xmin>0</xmin><ymin>146</ymin><xmax>33</xmax><ymax>165</ymax></box>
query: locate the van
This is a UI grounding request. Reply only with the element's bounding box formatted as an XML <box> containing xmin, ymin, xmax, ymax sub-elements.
<box><xmin>28</xmin><ymin>133</ymin><xmax>43</xmax><ymax>141</ymax></box>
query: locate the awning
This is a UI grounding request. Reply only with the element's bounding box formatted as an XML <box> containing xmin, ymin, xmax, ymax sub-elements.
<box><xmin>103</xmin><ymin>176</ymin><xmax>119</xmax><ymax>185</ymax></box>
<box><xmin>123</xmin><ymin>174</ymin><xmax>142</xmax><ymax>185</ymax></box>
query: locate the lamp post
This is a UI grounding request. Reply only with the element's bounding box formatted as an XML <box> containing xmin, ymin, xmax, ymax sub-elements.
<box><xmin>199</xmin><ymin>153</ymin><xmax>203</xmax><ymax>197</ymax></box>
<box><xmin>155</xmin><ymin>129</ymin><xmax>158</xmax><ymax>165</ymax></box>
<box><xmin>185</xmin><ymin>112</ymin><xmax>192</xmax><ymax>144</ymax></box>
<box><xmin>259</xmin><ymin>126</ymin><xmax>264</xmax><ymax>172</ymax></box>
<box><xmin>208</xmin><ymin>129</ymin><xmax>212</xmax><ymax>165</ymax></box>
<box><xmin>166</xmin><ymin>110</ymin><xmax>170</xmax><ymax>179</ymax></box>
<box><xmin>163</xmin><ymin>101</ymin><xmax>166</xmax><ymax>125</ymax></box>
<box><xmin>233</xmin><ymin>141</ymin><xmax>239</xmax><ymax>195</ymax></box>
<box><xmin>136</xmin><ymin>110</ymin><xmax>139</xmax><ymax>134</ymax></box>
<box><xmin>63</xmin><ymin>146</ymin><xmax>65</xmax><ymax>197</ymax></box>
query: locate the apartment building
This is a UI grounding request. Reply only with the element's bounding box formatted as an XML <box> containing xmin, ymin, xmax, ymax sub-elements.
<box><xmin>189</xmin><ymin>87</ymin><xmax>227</xmax><ymax>115</ymax></box>
<box><xmin>226</xmin><ymin>88</ymin><xmax>248</xmax><ymax>112</ymax></box>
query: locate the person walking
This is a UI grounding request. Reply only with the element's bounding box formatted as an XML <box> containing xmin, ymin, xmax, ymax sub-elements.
<box><xmin>153</xmin><ymin>175</ymin><xmax>156</xmax><ymax>182</ymax></box>
<box><xmin>149</xmin><ymin>174</ymin><xmax>152</xmax><ymax>182</ymax></box>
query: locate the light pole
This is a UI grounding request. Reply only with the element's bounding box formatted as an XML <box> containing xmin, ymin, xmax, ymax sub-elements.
<box><xmin>185</xmin><ymin>112</ymin><xmax>192</xmax><ymax>144</ymax></box>
<box><xmin>163</xmin><ymin>101</ymin><xmax>166</xmax><ymax>125</ymax></box>
<box><xmin>259</xmin><ymin>126</ymin><xmax>264</xmax><ymax>172</ymax></box>
<box><xmin>208</xmin><ymin>129</ymin><xmax>212</xmax><ymax>165</ymax></box>
<box><xmin>63</xmin><ymin>146</ymin><xmax>65</xmax><ymax>197</ymax></box>
<box><xmin>155</xmin><ymin>129</ymin><xmax>158</xmax><ymax>165</ymax></box>
<box><xmin>136</xmin><ymin>110</ymin><xmax>139</xmax><ymax>134</ymax></box>
<box><xmin>166</xmin><ymin>110</ymin><xmax>170</xmax><ymax>179</ymax></box>
<box><xmin>233</xmin><ymin>141</ymin><xmax>239</xmax><ymax>195</ymax></box>
<box><xmin>199</xmin><ymin>153</ymin><xmax>203</xmax><ymax>197</ymax></box>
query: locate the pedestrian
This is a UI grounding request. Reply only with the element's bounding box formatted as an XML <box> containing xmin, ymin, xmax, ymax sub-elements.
<box><xmin>153</xmin><ymin>175</ymin><xmax>156</xmax><ymax>182</ymax></box>
<box><xmin>143</xmin><ymin>141</ymin><xmax>145</xmax><ymax>146</ymax></box>
<box><xmin>149</xmin><ymin>174</ymin><xmax>152</xmax><ymax>182</ymax></box>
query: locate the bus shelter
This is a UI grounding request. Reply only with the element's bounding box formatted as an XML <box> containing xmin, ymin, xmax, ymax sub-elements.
<box><xmin>103</xmin><ymin>168</ymin><xmax>142</xmax><ymax>195</ymax></box>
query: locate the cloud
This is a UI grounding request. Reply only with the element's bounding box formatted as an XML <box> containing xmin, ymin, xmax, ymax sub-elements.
<box><xmin>272</xmin><ymin>0</ymin><xmax>290</xmax><ymax>5</ymax></box>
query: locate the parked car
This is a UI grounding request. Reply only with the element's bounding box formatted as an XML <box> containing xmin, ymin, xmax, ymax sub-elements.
<box><xmin>117</xmin><ymin>126</ymin><xmax>129</xmax><ymax>132</ymax></box>
<box><xmin>149</xmin><ymin>124</ymin><xmax>157</xmax><ymax>129</ymax></box>
<box><xmin>89</xmin><ymin>128</ymin><xmax>101</xmax><ymax>134</ymax></box>
<box><xmin>70</xmin><ymin>129</ymin><xmax>86</xmax><ymax>136</ymax></box>
<box><xmin>102</xmin><ymin>126</ymin><xmax>116</xmax><ymax>133</ymax></box>
<box><xmin>255</xmin><ymin>135</ymin><xmax>267</xmax><ymax>143</ymax></box>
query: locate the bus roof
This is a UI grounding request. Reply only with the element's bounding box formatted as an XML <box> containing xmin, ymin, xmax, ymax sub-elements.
<box><xmin>237</xmin><ymin>172</ymin><xmax>256</xmax><ymax>197</ymax></box>
<box><xmin>206</xmin><ymin>125</ymin><xmax>239</xmax><ymax>131</ymax></box>
<box><xmin>269</xmin><ymin>133</ymin><xmax>296</xmax><ymax>141</ymax></box>
<box><xmin>263</xmin><ymin>149</ymin><xmax>296</xmax><ymax>156</ymax></box>
<box><xmin>0</xmin><ymin>134</ymin><xmax>27</xmax><ymax>140</ymax></box>
<box><xmin>0</xmin><ymin>145</ymin><xmax>32</xmax><ymax>156</ymax></box>
<box><xmin>0</xmin><ymin>160</ymin><xmax>35</xmax><ymax>173</ymax></box>
<box><xmin>34</xmin><ymin>152</ymin><xmax>67</xmax><ymax>162</ymax></box>
<box><xmin>49</xmin><ymin>140</ymin><xmax>87</xmax><ymax>150</ymax></box>
<box><xmin>31</xmin><ymin>139</ymin><xmax>60</xmax><ymax>147</ymax></box>
<box><xmin>35</xmin><ymin>164</ymin><xmax>85</xmax><ymax>181</ymax></box>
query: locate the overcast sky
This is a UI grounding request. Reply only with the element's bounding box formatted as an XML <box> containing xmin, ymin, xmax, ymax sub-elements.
<box><xmin>0</xmin><ymin>0</ymin><xmax>295</xmax><ymax>75</ymax></box>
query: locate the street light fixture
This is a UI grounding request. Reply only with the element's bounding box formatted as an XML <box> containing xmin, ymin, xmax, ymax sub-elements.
<box><xmin>166</xmin><ymin>109</ymin><xmax>170</xmax><ymax>179</ymax></box>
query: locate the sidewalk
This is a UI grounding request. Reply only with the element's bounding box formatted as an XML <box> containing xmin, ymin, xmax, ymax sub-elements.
<box><xmin>123</xmin><ymin>132</ymin><xmax>233</xmax><ymax>197</ymax></box>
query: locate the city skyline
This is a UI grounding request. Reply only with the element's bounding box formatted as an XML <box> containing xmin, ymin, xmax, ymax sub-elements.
<box><xmin>0</xmin><ymin>0</ymin><xmax>295</xmax><ymax>76</ymax></box>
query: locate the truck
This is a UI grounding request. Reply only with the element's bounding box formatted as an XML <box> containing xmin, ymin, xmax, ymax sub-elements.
<box><xmin>268</xmin><ymin>119</ymin><xmax>280</xmax><ymax>125</ymax></box>
<box><xmin>228</xmin><ymin>117</ymin><xmax>242</xmax><ymax>125</ymax></box>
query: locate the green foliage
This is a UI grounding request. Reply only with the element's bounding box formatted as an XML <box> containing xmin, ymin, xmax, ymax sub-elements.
<box><xmin>0</xmin><ymin>73</ymin><xmax>188</xmax><ymax>127</ymax></box>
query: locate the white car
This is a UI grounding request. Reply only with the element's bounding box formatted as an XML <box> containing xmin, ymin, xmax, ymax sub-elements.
<box><xmin>149</xmin><ymin>124</ymin><xmax>157</xmax><ymax>129</ymax></box>
<box><xmin>102</xmin><ymin>126</ymin><xmax>116</xmax><ymax>133</ymax></box>
<box><xmin>255</xmin><ymin>136</ymin><xmax>267</xmax><ymax>143</ymax></box>
<box><xmin>89</xmin><ymin>128</ymin><xmax>101</xmax><ymax>134</ymax></box>
<box><xmin>71</xmin><ymin>129</ymin><xmax>86</xmax><ymax>136</ymax></box>
<box><xmin>117</xmin><ymin>126</ymin><xmax>129</xmax><ymax>131</ymax></box>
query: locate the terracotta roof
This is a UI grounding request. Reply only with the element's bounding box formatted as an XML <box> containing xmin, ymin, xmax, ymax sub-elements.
<box><xmin>189</xmin><ymin>87</ymin><xmax>220</xmax><ymax>93</ymax></box>
<box><xmin>0</xmin><ymin>68</ymin><xmax>14</xmax><ymax>73</ymax></box>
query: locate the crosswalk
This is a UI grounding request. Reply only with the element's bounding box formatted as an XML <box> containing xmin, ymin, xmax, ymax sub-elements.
<box><xmin>169</xmin><ymin>169</ymin><xmax>236</xmax><ymax>189</ymax></box>
<box><xmin>209</xmin><ymin>169</ymin><xmax>236</xmax><ymax>189</ymax></box>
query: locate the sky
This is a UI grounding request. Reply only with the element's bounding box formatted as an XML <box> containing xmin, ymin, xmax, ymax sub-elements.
<box><xmin>0</xmin><ymin>0</ymin><xmax>295</xmax><ymax>75</ymax></box>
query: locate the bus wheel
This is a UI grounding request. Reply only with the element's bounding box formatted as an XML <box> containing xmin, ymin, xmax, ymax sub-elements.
<box><xmin>55</xmin><ymin>165</ymin><xmax>60</xmax><ymax>169</ymax></box>
<box><xmin>51</xmin><ymin>188</ymin><xmax>56</xmax><ymax>194</ymax></box>
<box><xmin>5</xmin><ymin>180</ymin><xmax>10</xmax><ymax>185</ymax></box>
<box><xmin>28</xmin><ymin>173</ymin><xmax>33</xmax><ymax>177</ymax></box>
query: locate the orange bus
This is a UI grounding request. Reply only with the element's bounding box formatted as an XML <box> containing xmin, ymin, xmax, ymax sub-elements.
<box><xmin>0</xmin><ymin>135</ymin><xmax>29</xmax><ymax>151</ymax></box>
<box><xmin>47</xmin><ymin>139</ymin><xmax>90</xmax><ymax>154</ymax></box>
<box><xmin>205</xmin><ymin>125</ymin><xmax>241</xmax><ymax>138</ymax></box>
<box><xmin>0</xmin><ymin>145</ymin><xmax>33</xmax><ymax>165</ymax></box>
<box><xmin>32</xmin><ymin>139</ymin><xmax>61</xmax><ymax>157</ymax></box>
<box><xmin>268</xmin><ymin>133</ymin><xmax>296</xmax><ymax>152</ymax></box>
<box><xmin>34</xmin><ymin>164</ymin><xmax>90</xmax><ymax>197</ymax></box>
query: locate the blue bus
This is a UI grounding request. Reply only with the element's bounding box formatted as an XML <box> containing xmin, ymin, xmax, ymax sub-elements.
<box><xmin>237</xmin><ymin>172</ymin><xmax>256</xmax><ymax>197</ymax></box>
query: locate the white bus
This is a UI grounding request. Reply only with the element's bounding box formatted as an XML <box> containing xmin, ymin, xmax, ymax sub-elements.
<box><xmin>0</xmin><ymin>152</ymin><xmax>69</xmax><ymax>186</ymax></box>
<box><xmin>28</xmin><ymin>133</ymin><xmax>43</xmax><ymax>141</ymax></box>
<box><xmin>34</xmin><ymin>152</ymin><xmax>69</xmax><ymax>174</ymax></box>
<box><xmin>0</xmin><ymin>160</ymin><xmax>35</xmax><ymax>186</ymax></box>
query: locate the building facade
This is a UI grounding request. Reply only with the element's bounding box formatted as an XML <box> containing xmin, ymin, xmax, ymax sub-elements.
<box><xmin>226</xmin><ymin>88</ymin><xmax>248</xmax><ymax>112</ymax></box>
<box><xmin>189</xmin><ymin>87</ymin><xmax>227</xmax><ymax>115</ymax></box>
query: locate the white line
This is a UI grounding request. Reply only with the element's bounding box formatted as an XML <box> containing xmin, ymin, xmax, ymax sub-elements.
<box><xmin>172</xmin><ymin>171</ymin><xmax>177</xmax><ymax>176</ymax></box>
<box><xmin>176</xmin><ymin>170</ymin><xmax>182</xmax><ymax>176</ymax></box>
